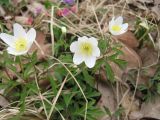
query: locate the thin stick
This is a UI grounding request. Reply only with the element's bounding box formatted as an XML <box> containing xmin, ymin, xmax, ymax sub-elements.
<box><xmin>48</xmin><ymin>74</ymin><xmax>69</xmax><ymax>119</ymax></box>
<box><xmin>34</xmin><ymin>74</ymin><xmax>49</xmax><ymax>120</ymax></box>
<box><xmin>92</xmin><ymin>6</ymin><xmax>104</xmax><ymax>39</ymax></box>
<box><xmin>47</xmin><ymin>55</ymin><xmax>88</xmax><ymax>120</ymax></box>
<box><xmin>34</xmin><ymin>40</ymin><xmax>45</xmax><ymax>55</ymax></box>
<box><xmin>43</xmin><ymin>97</ymin><xmax>66</xmax><ymax>120</ymax></box>
<box><xmin>124</xmin><ymin>68</ymin><xmax>140</xmax><ymax>120</ymax></box>
<box><xmin>50</xmin><ymin>6</ymin><xmax>55</xmax><ymax>56</ymax></box>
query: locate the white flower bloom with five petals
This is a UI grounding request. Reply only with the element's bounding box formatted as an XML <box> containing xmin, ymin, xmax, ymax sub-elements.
<box><xmin>109</xmin><ymin>16</ymin><xmax>128</xmax><ymax>35</ymax></box>
<box><xmin>70</xmin><ymin>36</ymin><xmax>100</xmax><ymax>68</ymax></box>
<box><xmin>0</xmin><ymin>23</ymin><xmax>36</xmax><ymax>56</ymax></box>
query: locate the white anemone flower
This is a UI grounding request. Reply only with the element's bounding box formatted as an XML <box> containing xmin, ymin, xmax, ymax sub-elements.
<box><xmin>109</xmin><ymin>16</ymin><xmax>128</xmax><ymax>35</ymax></box>
<box><xmin>70</xmin><ymin>36</ymin><xmax>100</xmax><ymax>68</ymax></box>
<box><xmin>0</xmin><ymin>23</ymin><xmax>36</xmax><ymax>56</ymax></box>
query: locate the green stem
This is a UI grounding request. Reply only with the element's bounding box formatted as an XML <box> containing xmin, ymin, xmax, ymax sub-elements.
<box><xmin>18</xmin><ymin>56</ymin><xmax>24</xmax><ymax>77</ymax></box>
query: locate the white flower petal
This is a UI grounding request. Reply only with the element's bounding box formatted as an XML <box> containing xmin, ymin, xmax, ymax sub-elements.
<box><xmin>117</xmin><ymin>30</ymin><xmax>127</xmax><ymax>35</ymax></box>
<box><xmin>114</xmin><ymin>16</ymin><xmax>123</xmax><ymax>25</ymax></box>
<box><xmin>78</xmin><ymin>36</ymin><xmax>88</xmax><ymax>43</ymax></box>
<box><xmin>7</xmin><ymin>47</ymin><xmax>28</xmax><ymax>56</ymax></box>
<box><xmin>110</xmin><ymin>30</ymin><xmax>126</xmax><ymax>35</ymax></box>
<box><xmin>109</xmin><ymin>21</ymin><xmax>113</xmax><ymax>30</ymax></box>
<box><xmin>110</xmin><ymin>31</ymin><xmax>119</xmax><ymax>35</ymax></box>
<box><xmin>73</xmin><ymin>53</ymin><xmax>84</xmax><ymax>65</ymax></box>
<box><xmin>121</xmin><ymin>23</ymin><xmax>128</xmax><ymax>31</ymax></box>
<box><xmin>13</xmin><ymin>23</ymin><xmax>26</xmax><ymax>38</ymax></box>
<box><xmin>70</xmin><ymin>41</ymin><xmax>78</xmax><ymax>53</ymax></box>
<box><xmin>84</xmin><ymin>56</ymin><xmax>96</xmax><ymax>68</ymax></box>
<box><xmin>109</xmin><ymin>17</ymin><xmax>115</xmax><ymax>28</ymax></box>
<box><xmin>88</xmin><ymin>37</ymin><xmax>98</xmax><ymax>46</ymax></box>
<box><xmin>112</xmin><ymin>23</ymin><xmax>128</xmax><ymax>35</ymax></box>
<box><xmin>0</xmin><ymin>33</ymin><xmax>16</xmax><ymax>47</ymax></box>
<box><xmin>93</xmin><ymin>47</ymin><xmax>100</xmax><ymax>57</ymax></box>
<box><xmin>27</xmin><ymin>28</ymin><xmax>36</xmax><ymax>43</ymax></box>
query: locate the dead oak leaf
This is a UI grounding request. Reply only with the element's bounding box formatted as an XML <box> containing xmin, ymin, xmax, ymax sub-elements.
<box><xmin>98</xmin><ymin>45</ymin><xmax>142</xmax><ymax>82</ymax></box>
<box><xmin>114</xmin><ymin>31</ymin><xmax>139</xmax><ymax>48</ymax></box>
<box><xmin>130</xmin><ymin>96</ymin><xmax>160</xmax><ymax>120</ymax></box>
<box><xmin>0</xmin><ymin>95</ymin><xmax>9</xmax><ymax>108</ymax></box>
<box><xmin>138</xmin><ymin>46</ymin><xmax>158</xmax><ymax>67</ymax></box>
<box><xmin>96</xmin><ymin>81</ymin><xmax>116</xmax><ymax>120</ymax></box>
<box><xmin>118</xmin><ymin>45</ymin><xmax>142</xmax><ymax>71</ymax></box>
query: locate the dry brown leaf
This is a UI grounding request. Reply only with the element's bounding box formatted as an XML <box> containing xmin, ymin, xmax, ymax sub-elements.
<box><xmin>29</xmin><ymin>31</ymin><xmax>51</xmax><ymax>60</ymax></box>
<box><xmin>127</xmin><ymin>0</ymin><xmax>153</xmax><ymax>11</ymax></box>
<box><xmin>15</xmin><ymin>16</ymin><xmax>33</xmax><ymax>25</ymax></box>
<box><xmin>2</xmin><ymin>65</ymin><xmax>21</xmax><ymax>79</ymax></box>
<box><xmin>11</xmin><ymin>0</ymin><xmax>22</xmax><ymax>7</ymax></box>
<box><xmin>121</xmin><ymin>94</ymin><xmax>140</xmax><ymax>116</ymax></box>
<box><xmin>98</xmin><ymin>62</ymin><xmax>123</xmax><ymax>82</ymax></box>
<box><xmin>119</xmin><ymin>45</ymin><xmax>142</xmax><ymax>71</ymax></box>
<box><xmin>129</xmin><ymin>111</ymin><xmax>143</xmax><ymax>120</ymax></box>
<box><xmin>5</xmin><ymin>22</ymin><xmax>12</xmax><ymax>31</ymax></box>
<box><xmin>140</xmin><ymin>96</ymin><xmax>160</xmax><ymax>119</ymax></box>
<box><xmin>151</xmin><ymin>0</ymin><xmax>160</xmax><ymax>20</ymax></box>
<box><xmin>110</xmin><ymin>62</ymin><xmax>123</xmax><ymax>80</ymax></box>
<box><xmin>39</xmin><ymin>79</ymin><xmax>50</xmax><ymax>89</ymax></box>
<box><xmin>27</xmin><ymin>2</ymin><xmax>47</xmax><ymax>17</ymax></box>
<box><xmin>120</xmin><ymin>46</ymin><xmax>157</xmax><ymax>85</ymax></box>
<box><xmin>0</xmin><ymin>95</ymin><xmax>9</xmax><ymax>108</ymax></box>
<box><xmin>130</xmin><ymin>96</ymin><xmax>160</xmax><ymax>120</ymax></box>
<box><xmin>96</xmin><ymin>81</ymin><xmax>116</xmax><ymax>120</ymax></box>
<box><xmin>138</xmin><ymin>46</ymin><xmax>159</xmax><ymax>67</ymax></box>
<box><xmin>127</xmin><ymin>0</ymin><xmax>160</xmax><ymax>20</ymax></box>
<box><xmin>115</xmin><ymin>31</ymin><xmax>139</xmax><ymax>48</ymax></box>
<box><xmin>134</xmin><ymin>46</ymin><xmax>158</xmax><ymax>84</ymax></box>
<box><xmin>137</xmin><ymin>69</ymin><xmax>157</xmax><ymax>85</ymax></box>
<box><xmin>0</xmin><ymin>6</ymin><xmax>5</xmax><ymax>16</ymax></box>
<box><xmin>99</xmin><ymin>45</ymin><xmax>142</xmax><ymax>83</ymax></box>
<box><xmin>119</xmin><ymin>45</ymin><xmax>158</xmax><ymax>85</ymax></box>
<box><xmin>151</xmin><ymin>6</ymin><xmax>160</xmax><ymax>20</ymax></box>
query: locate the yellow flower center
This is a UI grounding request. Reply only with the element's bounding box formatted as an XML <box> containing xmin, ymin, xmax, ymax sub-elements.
<box><xmin>80</xmin><ymin>42</ymin><xmax>93</xmax><ymax>56</ymax></box>
<box><xmin>15</xmin><ymin>38</ymin><xmax>27</xmax><ymax>51</ymax></box>
<box><xmin>112</xmin><ymin>25</ymin><xmax>121</xmax><ymax>32</ymax></box>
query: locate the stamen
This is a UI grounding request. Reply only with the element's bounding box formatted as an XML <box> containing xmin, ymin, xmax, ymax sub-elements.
<box><xmin>15</xmin><ymin>38</ymin><xmax>27</xmax><ymax>51</ymax></box>
<box><xmin>80</xmin><ymin>42</ymin><xmax>93</xmax><ymax>56</ymax></box>
<box><xmin>112</xmin><ymin>25</ymin><xmax>121</xmax><ymax>32</ymax></box>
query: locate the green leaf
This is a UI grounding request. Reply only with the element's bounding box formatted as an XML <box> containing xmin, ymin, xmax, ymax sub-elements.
<box><xmin>98</xmin><ymin>39</ymin><xmax>108</xmax><ymax>54</ymax></box>
<box><xmin>86</xmin><ymin>90</ymin><xmax>100</xmax><ymax>98</ymax></box>
<box><xmin>157</xmin><ymin>83</ymin><xmax>160</xmax><ymax>94</ymax></box>
<box><xmin>105</xmin><ymin>62</ymin><xmax>114</xmax><ymax>82</ymax></box>
<box><xmin>82</xmin><ymin>70</ymin><xmax>95</xmax><ymax>87</ymax></box>
<box><xmin>44</xmin><ymin>0</ymin><xmax>53</xmax><ymax>9</ymax></box>
<box><xmin>53</xmin><ymin>26</ymin><xmax>62</xmax><ymax>40</ymax></box>
<box><xmin>63</xmin><ymin>93</ymin><xmax>74</xmax><ymax>107</ymax></box>
<box><xmin>24</xmin><ymin>62</ymin><xmax>35</xmax><ymax>79</ymax></box>
<box><xmin>92</xmin><ymin>59</ymin><xmax>104</xmax><ymax>73</ymax></box>
<box><xmin>26</xmin><ymin>83</ymin><xmax>38</xmax><ymax>94</ymax></box>
<box><xmin>49</xmin><ymin>75</ymin><xmax>58</xmax><ymax>94</ymax></box>
<box><xmin>31</xmin><ymin>51</ymin><xmax>38</xmax><ymax>64</ymax></box>
<box><xmin>114</xmin><ymin>107</ymin><xmax>124</xmax><ymax>118</ymax></box>
<box><xmin>0</xmin><ymin>0</ymin><xmax>10</xmax><ymax>6</ymax></box>
<box><xmin>10</xmin><ymin>86</ymin><xmax>27</xmax><ymax>120</ymax></box>
<box><xmin>113</xmin><ymin>59</ymin><xmax>127</xmax><ymax>69</ymax></box>
<box><xmin>59</xmin><ymin>54</ymin><xmax>72</xmax><ymax>63</ymax></box>
<box><xmin>104</xmin><ymin>107</ymin><xmax>112</xmax><ymax>116</ymax></box>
